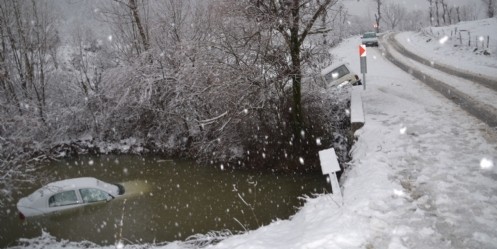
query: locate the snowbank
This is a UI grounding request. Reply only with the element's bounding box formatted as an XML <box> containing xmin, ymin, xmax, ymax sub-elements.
<box><xmin>198</xmin><ymin>33</ymin><xmax>497</xmax><ymax>249</ymax></box>
<box><xmin>397</xmin><ymin>18</ymin><xmax>497</xmax><ymax>79</ymax></box>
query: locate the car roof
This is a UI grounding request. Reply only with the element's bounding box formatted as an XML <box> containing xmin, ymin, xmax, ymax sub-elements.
<box><xmin>321</xmin><ymin>63</ymin><xmax>349</xmax><ymax>76</ymax></box>
<box><xmin>27</xmin><ymin>177</ymin><xmax>116</xmax><ymax>201</ymax></box>
<box><xmin>48</xmin><ymin>177</ymin><xmax>101</xmax><ymax>189</ymax></box>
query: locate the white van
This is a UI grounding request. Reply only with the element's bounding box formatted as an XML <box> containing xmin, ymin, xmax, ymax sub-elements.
<box><xmin>321</xmin><ymin>64</ymin><xmax>362</xmax><ymax>88</ymax></box>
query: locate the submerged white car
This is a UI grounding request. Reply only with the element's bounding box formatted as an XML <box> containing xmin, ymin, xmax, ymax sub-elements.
<box><xmin>17</xmin><ymin>177</ymin><xmax>125</xmax><ymax>218</ymax></box>
<box><xmin>321</xmin><ymin>63</ymin><xmax>362</xmax><ymax>88</ymax></box>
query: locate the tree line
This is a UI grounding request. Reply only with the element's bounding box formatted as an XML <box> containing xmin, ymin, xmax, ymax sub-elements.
<box><xmin>0</xmin><ymin>0</ymin><xmax>352</xmax><ymax>172</ymax></box>
<box><xmin>363</xmin><ymin>0</ymin><xmax>495</xmax><ymax>33</ymax></box>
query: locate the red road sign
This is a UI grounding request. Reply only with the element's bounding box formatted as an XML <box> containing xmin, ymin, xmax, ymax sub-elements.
<box><xmin>359</xmin><ymin>45</ymin><xmax>367</xmax><ymax>57</ymax></box>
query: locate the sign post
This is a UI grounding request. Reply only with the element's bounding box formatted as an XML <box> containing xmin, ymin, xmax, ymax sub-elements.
<box><xmin>318</xmin><ymin>148</ymin><xmax>343</xmax><ymax>205</ymax></box>
<box><xmin>359</xmin><ymin>45</ymin><xmax>367</xmax><ymax>90</ymax></box>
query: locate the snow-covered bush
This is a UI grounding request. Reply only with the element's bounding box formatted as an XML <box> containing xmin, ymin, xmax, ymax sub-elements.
<box><xmin>0</xmin><ymin>0</ymin><xmax>352</xmax><ymax>175</ymax></box>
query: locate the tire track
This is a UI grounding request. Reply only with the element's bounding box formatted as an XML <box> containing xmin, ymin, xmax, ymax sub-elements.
<box><xmin>380</xmin><ymin>33</ymin><xmax>497</xmax><ymax>128</ymax></box>
<box><xmin>389</xmin><ymin>33</ymin><xmax>497</xmax><ymax>92</ymax></box>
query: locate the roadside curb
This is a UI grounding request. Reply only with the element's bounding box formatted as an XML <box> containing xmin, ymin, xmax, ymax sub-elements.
<box><xmin>351</xmin><ymin>86</ymin><xmax>365</xmax><ymax>134</ymax></box>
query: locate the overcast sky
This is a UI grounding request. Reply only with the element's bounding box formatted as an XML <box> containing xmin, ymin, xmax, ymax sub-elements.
<box><xmin>342</xmin><ymin>0</ymin><xmax>487</xmax><ymax>19</ymax></box>
<box><xmin>57</xmin><ymin>0</ymin><xmax>109</xmax><ymax>42</ymax></box>
<box><xmin>53</xmin><ymin>0</ymin><xmax>488</xmax><ymax>43</ymax></box>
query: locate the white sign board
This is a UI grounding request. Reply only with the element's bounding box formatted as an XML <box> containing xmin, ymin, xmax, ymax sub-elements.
<box><xmin>318</xmin><ymin>148</ymin><xmax>341</xmax><ymax>174</ymax></box>
<box><xmin>318</xmin><ymin>148</ymin><xmax>343</xmax><ymax>205</ymax></box>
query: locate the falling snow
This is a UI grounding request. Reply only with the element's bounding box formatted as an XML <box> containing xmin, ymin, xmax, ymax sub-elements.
<box><xmin>4</xmin><ymin>6</ymin><xmax>497</xmax><ymax>249</ymax></box>
<box><xmin>203</xmin><ymin>22</ymin><xmax>497</xmax><ymax>249</ymax></box>
<box><xmin>480</xmin><ymin>158</ymin><xmax>494</xmax><ymax>170</ymax></box>
<box><xmin>316</xmin><ymin>138</ymin><xmax>322</xmax><ymax>146</ymax></box>
<box><xmin>438</xmin><ymin>35</ymin><xmax>449</xmax><ymax>44</ymax></box>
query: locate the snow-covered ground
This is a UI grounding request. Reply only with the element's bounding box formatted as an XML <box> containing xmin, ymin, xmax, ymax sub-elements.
<box><xmin>10</xmin><ymin>22</ymin><xmax>497</xmax><ymax>249</ymax></box>
<box><xmin>341</xmin><ymin>0</ymin><xmax>487</xmax><ymax>20</ymax></box>
<box><xmin>196</xmin><ymin>36</ymin><xmax>497</xmax><ymax>249</ymax></box>
<box><xmin>396</xmin><ymin>18</ymin><xmax>497</xmax><ymax>79</ymax></box>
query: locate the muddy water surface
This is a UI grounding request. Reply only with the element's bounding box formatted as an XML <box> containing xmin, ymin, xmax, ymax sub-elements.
<box><xmin>0</xmin><ymin>155</ymin><xmax>329</xmax><ymax>247</ymax></box>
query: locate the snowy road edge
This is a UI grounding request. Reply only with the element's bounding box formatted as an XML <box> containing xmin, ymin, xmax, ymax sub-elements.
<box><xmin>390</xmin><ymin>33</ymin><xmax>497</xmax><ymax>91</ymax></box>
<box><xmin>380</xmin><ymin>33</ymin><xmax>497</xmax><ymax>128</ymax></box>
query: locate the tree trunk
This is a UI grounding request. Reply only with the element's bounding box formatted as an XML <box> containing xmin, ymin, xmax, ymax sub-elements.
<box><xmin>290</xmin><ymin>0</ymin><xmax>303</xmax><ymax>137</ymax></box>
<box><xmin>488</xmin><ymin>0</ymin><xmax>495</xmax><ymax>18</ymax></box>
<box><xmin>428</xmin><ymin>0</ymin><xmax>433</xmax><ymax>26</ymax></box>
<box><xmin>375</xmin><ymin>0</ymin><xmax>382</xmax><ymax>33</ymax></box>
<box><xmin>435</xmin><ymin>0</ymin><xmax>440</xmax><ymax>26</ymax></box>
<box><xmin>441</xmin><ymin>0</ymin><xmax>447</xmax><ymax>25</ymax></box>
<box><xmin>129</xmin><ymin>0</ymin><xmax>149</xmax><ymax>51</ymax></box>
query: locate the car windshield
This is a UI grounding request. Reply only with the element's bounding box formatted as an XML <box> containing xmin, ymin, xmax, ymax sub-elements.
<box><xmin>324</xmin><ymin>65</ymin><xmax>350</xmax><ymax>82</ymax></box>
<box><xmin>363</xmin><ymin>33</ymin><xmax>376</xmax><ymax>38</ymax></box>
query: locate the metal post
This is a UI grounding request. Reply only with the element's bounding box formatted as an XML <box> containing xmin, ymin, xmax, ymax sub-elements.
<box><xmin>360</xmin><ymin>55</ymin><xmax>367</xmax><ymax>90</ymax></box>
<box><xmin>363</xmin><ymin>73</ymin><xmax>366</xmax><ymax>90</ymax></box>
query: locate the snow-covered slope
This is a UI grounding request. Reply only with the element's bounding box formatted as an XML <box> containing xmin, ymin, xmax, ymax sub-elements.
<box><xmin>198</xmin><ymin>35</ymin><xmax>497</xmax><ymax>249</ymax></box>
<box><xmin>342</xmin><ymin>0</ymin><xmax>487</xmax><ymax>19</ymax></box>
<box><xmin>396</xmin><ymin>18</ymin><xmax>497</xmax><ymax>79</ymax></box>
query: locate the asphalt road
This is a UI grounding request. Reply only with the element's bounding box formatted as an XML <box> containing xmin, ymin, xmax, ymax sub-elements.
<box><xmin>380</xmin><ymin>33</ymin><xmax>497</xmax><ymax>129</ymax></box>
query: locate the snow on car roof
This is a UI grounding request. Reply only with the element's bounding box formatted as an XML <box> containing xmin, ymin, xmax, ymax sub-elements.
<box><xmin>27</xmin><ymin>177</ymin><xmax>115</xmax><ymax>201</ymax></box>
<box><xmin>47</xmin><ymin>177</ymin><xmax>100</xmax><ymax>189</ymax></box>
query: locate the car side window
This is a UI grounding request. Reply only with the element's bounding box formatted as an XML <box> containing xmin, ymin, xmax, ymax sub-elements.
<box><xmin>49</xmin><ymin>190</ymin><xmax>78</xmax><ymax>207</ymax></box>
<box><xmin>79</xmin><ymin>188</ymin><xmax>111</xmax><ymax>203</ymax></box>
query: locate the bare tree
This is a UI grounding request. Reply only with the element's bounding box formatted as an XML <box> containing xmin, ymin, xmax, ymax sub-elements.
<box><xmin>435</xmin><ymin>0</ymin><xmax>441</xmax><ymax>26</ymax></box>
<box><xmin>482</xmin><ymin>0</ymin><xmax>495</xmax><ymax>17</ymax></box>
<box><xmin>0</xmin><ymin>0</ymin><xmax>60</xmax><ymax>122</ymax></box>
<box><xmin>244</xmin><ymin>0</ymin><xmax>338</xmax><ymax>138</ymax></box>
<box><xmin>402</xmin><ymin>10</ymin><xmax>426</xmax><ymax>31</ymax></box>
<box><xmin>128</xmin><ymin>0</ymin><xmax>149</xmax><ymax>51</ymax></box>
<box><xmin>440</xmin><ymin>0</ymin><xmax>446</xmax><ymax>24</ymax></box>
<box><xmin>382</xmin><ymin>3</ymin><xmax>406</xmax><ymax>30</ymax></box>
<box><xmin>99</xmin><ymin>0</ymin><xmax>151</xmax><ymax>59</ymax></box>
<box><xmin>458</xmin><ymin>4</ymin><xmax>480</xmax><ymax>21</ymax></box>
<box><xmin>427</xmin><ymin>0</ymin><xmax>434</xmax><ymax>26</ymax></box>
<box><xmin>374</xmin><ymin>0</ymin><xmax>382</xmax><ymax>32</ymax></box>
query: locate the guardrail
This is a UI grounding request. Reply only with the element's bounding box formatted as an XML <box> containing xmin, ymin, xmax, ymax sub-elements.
<box><xmin>351</xmin><ymin>85</ymin><xmax>365</xmax><ymax>133</ymax></box>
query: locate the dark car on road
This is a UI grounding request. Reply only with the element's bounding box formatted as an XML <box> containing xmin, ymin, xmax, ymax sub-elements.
<box><xmin>362</xmin><ymin>32</ymin><xmax>379</xmax><ymax>47</ymax></box>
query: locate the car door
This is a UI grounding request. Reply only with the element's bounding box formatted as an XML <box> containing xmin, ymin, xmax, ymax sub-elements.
<box><xmin>47</xmin><ymin>190</ymin><xmax>81</xmax><ymax>213</ymax></box>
